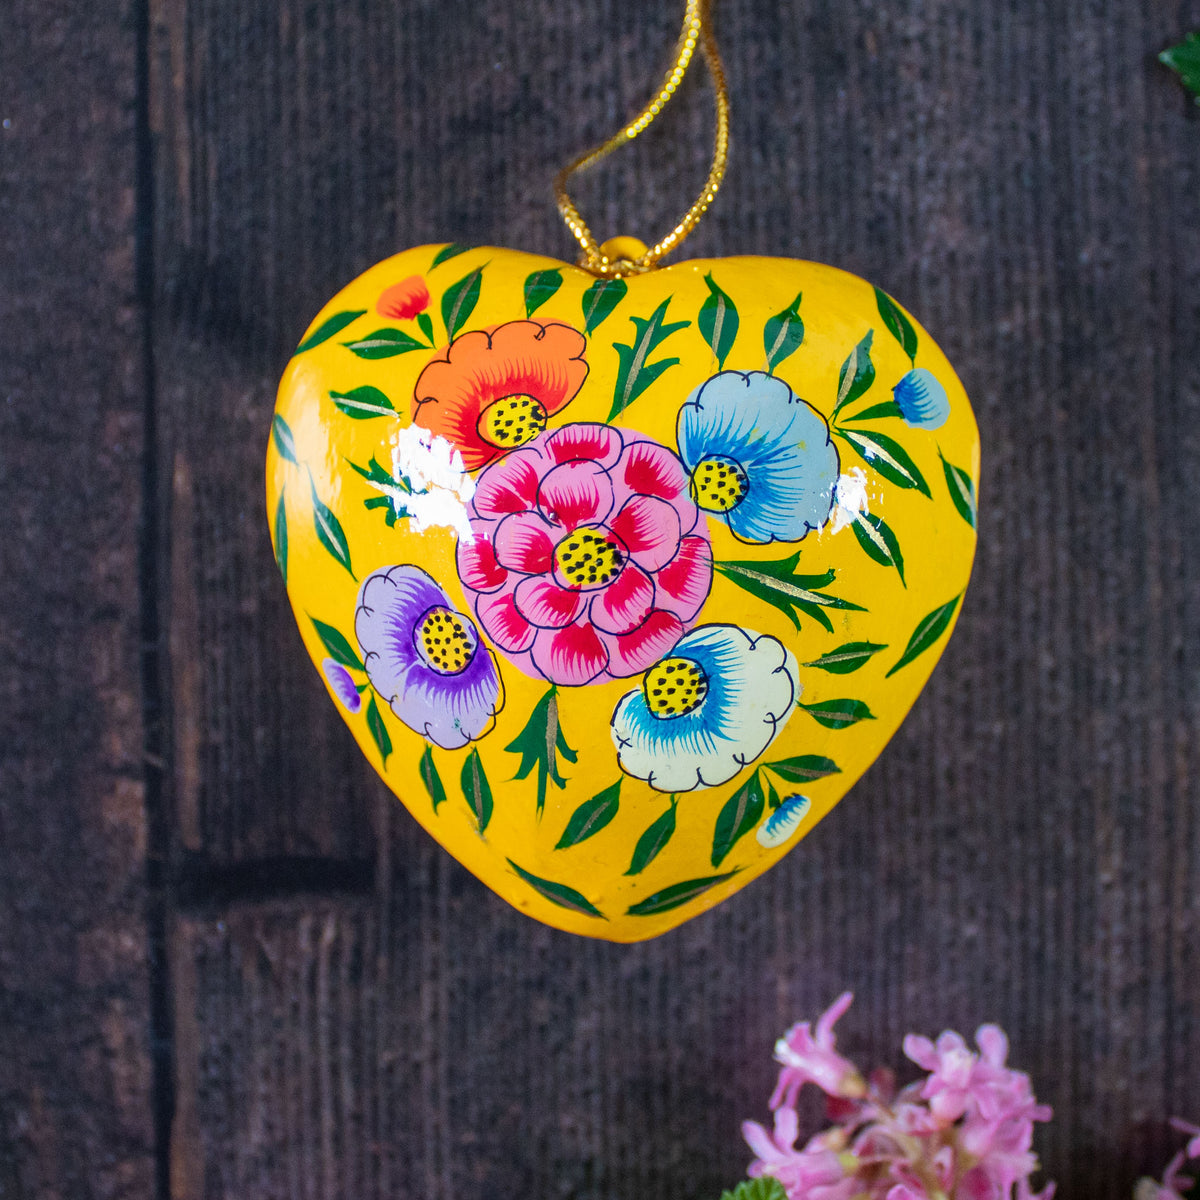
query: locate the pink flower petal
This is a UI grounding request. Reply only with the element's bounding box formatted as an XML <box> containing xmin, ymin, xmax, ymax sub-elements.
<box><xmin>513</xmin><ymin>577</ymin><xmax>586</xmax><ymax>629</ymax></box>
<box><xmin>456</xmin><ymin>533</ymin><xmax>507</xmax><ymax>594</ymax></box>
<box><xmin>531</xmin><ymin>621</ymin><xmax>609</xmax><ymax>686</ymax></box>
<box><xmin>472</xmin><ymin>448</ymin><xmax>543</xmax><ymax>519</ymax></box>
<box><xmin>590</xmin><ymin>564</ymin><xmax>655</xmax><ymax>635</ymax></box>
<box><xmin>545</xmin><ymin>422</ymin><xmax>623</xmax><ymax>469</ymax></box>
<box><xmin>600</xmin><ymin>609</ymin><xmax>684</xmax><ymax>677</ymax></box>
<box><xmin>493</xmin><ymin>511</ymin><xmax>557</xmax><ymax>574</ymax></box>
<box><xmin>621</xmin><ymin>437</ymin><xmax>691</xmax><ymax>505</ymax></box>
<box><xmin>475</xmin><ymin>589</ymin><xmax>536</xmax><ymax>653</ymax></box>
<box><xmin>654</xmin><ymin>535</ymin><xmax>712</xmax><ymax>620</ymax></box>
<box><xmin>608</xmin><ymin>494</ymin><xmax>682</xmax><ymax>572</ymax></box>
<box><xmin>536</xmin><ymin>460</ymin><xmax>613</xmax><ymax>530</ymax></box>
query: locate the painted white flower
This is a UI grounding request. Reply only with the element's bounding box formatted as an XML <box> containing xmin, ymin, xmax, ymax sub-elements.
<box><xmin>757</xmin><ymin>794</ymin><xmax>812</xmax><ymax>848</ymax></box>
<box><xmin>609</xmin><ymin>624</ymin><xmax>800</xmax><ymax>793</ymax></box>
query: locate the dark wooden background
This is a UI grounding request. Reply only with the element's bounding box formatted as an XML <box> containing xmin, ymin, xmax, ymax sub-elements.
<box><xmin>4</xmin><ymin>0</ymin><xmax>1200</xmax><ymax>1197</ymax></box>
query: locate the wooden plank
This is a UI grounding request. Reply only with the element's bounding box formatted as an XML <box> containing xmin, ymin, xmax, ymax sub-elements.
<box><xmin>0</xmin><ymin>1</ymin><xmax>156</xmax><ymax>1196</ymax></box>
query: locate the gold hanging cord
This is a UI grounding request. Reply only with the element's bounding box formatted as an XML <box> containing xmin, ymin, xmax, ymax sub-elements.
<box><xmin>554</xmin><ymin>0</ymin><xmax>730</xmax><ymax>277</ymax></box>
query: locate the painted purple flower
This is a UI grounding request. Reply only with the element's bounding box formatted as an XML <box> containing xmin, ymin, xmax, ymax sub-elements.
<box><xmin>355</xmin><ymin>564</ymin><xmax>503</xmax><ymax>750</ymax></box>
<box><xmin>321</xmin><ymin>657</ymin><xmax>362</xmax><ymax>714</ymax></box>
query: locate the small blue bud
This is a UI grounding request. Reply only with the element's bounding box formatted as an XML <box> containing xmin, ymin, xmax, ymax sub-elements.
<box><xmin>756</xmin><ymin>794</ymin><xmax>812</xmax><ymax>848</ymax></box>
<box><xmin>893</xmin><ymin>368</ymin><xmax>950</xmax><ymax>430</ymax></box>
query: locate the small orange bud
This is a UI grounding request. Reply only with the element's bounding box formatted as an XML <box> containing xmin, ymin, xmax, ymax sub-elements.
<box><xmin>377</xmin><ymin>275</ymin><xmax>430</xmax><ymax>320</ymax></box>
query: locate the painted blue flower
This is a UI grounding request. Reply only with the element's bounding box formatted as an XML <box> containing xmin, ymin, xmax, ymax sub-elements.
<box><xmin>677</xmin><ymin>370</ymin><xmax>839</xmax><ymax>544</ymax></box>
<box><xmin>893</xmin><ymin>368</ymin><xmax>950</xmax><ymax>429</ymax></box>
<box><xmin>321</xmin><ymin>657</ymin><xmax>362</xmax><ymax>714</ymax></box>
<box><xmin>610</xmin><ymin>623</ymin><xmax>798</xmax><ymax>792</ymax></box>
<box><xmin>757</xmin><ymin>794</ymin><xmax>811</xmax><ymax>848</ymax></box>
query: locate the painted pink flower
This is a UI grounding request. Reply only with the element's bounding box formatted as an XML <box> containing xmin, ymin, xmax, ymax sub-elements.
<box><xmin>456</xmin><ymin>422</ymin><xmax>713</xmax><ymax>687</ymax></box>
<box><xmin>771</xmin><ymin>992</ymin><xmax>867</xmax><ymax>1108</ymax></box>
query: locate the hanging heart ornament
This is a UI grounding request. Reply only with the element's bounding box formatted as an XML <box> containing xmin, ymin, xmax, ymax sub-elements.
<box><xmin>267</xmin><ymin>241</ymin><xmax>978</xmax><ymax>940</ymax></box>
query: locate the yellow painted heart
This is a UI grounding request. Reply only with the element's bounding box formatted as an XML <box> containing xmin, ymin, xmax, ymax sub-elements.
<box><xmin>267</xmin><ymin>242</ymin><xmax>978</xmax><ymax>941</ymax></box>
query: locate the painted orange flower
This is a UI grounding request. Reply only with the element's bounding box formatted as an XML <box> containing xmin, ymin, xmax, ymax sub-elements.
<box><xmin>412</xmin><ymin>320</ymin><xmax>589</xmax><ymax>470</ymax></box>
<box><xmin>377</xmin><ymin>275</ymin><xmax>430</xmax><ymax>320</ymax></box>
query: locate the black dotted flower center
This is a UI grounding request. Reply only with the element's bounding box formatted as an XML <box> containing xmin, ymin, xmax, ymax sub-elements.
<box><xmin>691</xmin><ymin>454</ymin><xmax>749</xmax><ymax>512</ymax></box>
<box><xmin>642</xmin><ymin>656</ymin><xmax>709</xmax><ymax>718</ymax></box>
<box><xmin>554</xmin><ymin>528</ymin><xmax>624</xmax><ymax>590</ymax></box>
<box><xmin>478</xmin><ymin>393</ymin><xmax>547</xmax><ymax>448</ymax></box>
<box><xmin>416</xmin><ymin>606</ymin><xmax>475</xmax><ymax>675</ymax></box>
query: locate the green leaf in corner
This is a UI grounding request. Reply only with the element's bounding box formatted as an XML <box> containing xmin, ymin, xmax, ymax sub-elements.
<box><xmin>430</xmin><ymin>242</ymin><xmax>471</xmax><ymax>269</ymax></box>
<box><xmin>365</xmin><ymin>695</ymin><xmax>392</xmax><ymax>768</ymax></box>
<box><xmin>940</xmin><ymin>449</ymin><xmax>977</xmax><ymax>529</ymax></box>
<box><xmin>720</xmin><ymin>1179</ymin><xmax>788</xmax><ymax>1200</ymax></box>
<box><xmin>505</xmin><ymin>687</ymin><xmax>577</xmax><ymax>815</ymax></box>
<box><xmin>698</xmin><ymin>273</ymin><xmax>739</xmax><ymax>369</ymax></box>
<box><xmin>419</xmin><ymin>745</ymin><xmax>447</xmax><ymax>812</ymax></box>
<box><xmin>273</xmin><ymin>491</ymin><xmax>288</xmax><ymax>583</ymax></box>
<box><xmin>507</xmin><ymin>859</ymin><xmax>605</xmax><ymax>918</ymax></box>
<box><xmin>799</xmin><ymin>698</ymin><xmax>876</xmax><ymax>730</ymax></box>
<box><xmin>309</xmin><ymin>478</ymin><xmax>355</xmax><ymax>579</ymax></box>
<box><xmin>711</xmin><ymin>771</ymin><xmax>766</xmax><ymax>868</ymax></box>
<box><xmin>851</xmin><ymin>509</ymin><xmax>906</xmax><ymax>585</ymax></box>
<box><xmin>714</xmin><ymin>555</ymin><xmax>865</xmax><ymax>633</ymax></box>
<box><xmin>441</xmin><ymin>266</ymin><xmax>483</xmax><ymax>339</ymax></box>
<box><xmin>626</xmin><ymin>872</ymin><xmax>738</xmax><ymax>917</ymax></box>
<box><xmin>524</xmin><ymin>268</ymin><xmax>563</xmax><ymax>318</ymax></box>
<box><xmin>763</xmin><ymin>754</ymin><xmax>841</xmax><ymax>784</ymax></box>
<box><xmin>887</xmin><ymin>593</ymin><xmax>962</xmax><ymax>677</ymax></box>
<box><xmin>461</xmin><ymin>747</ymin><xmax>494</xmax><ymax>833</ymax></box>
<box><xmin>843</xmin><ymin>399</ymin><xmax>903</xmax><ymax>422</ymax></box>
<box><xmin>609</xmin><ymin>297</ymin><xmax>690</xmax><ymax>420</ymax></box>
<box><xmin>581</xmin><ymin>276</ymin><xmax>627</xmax><ymax>334</ymax></box>
<box><xmin>837</xmin><ymin>427</ymin><xmax>931</xmax><ymax>497</ymax></box>
<box><xmin>874</xmin><ymin>285</ymin><xmax>919</xmax><ymax>364</ymax></box>
<box><xmin>294</xmin><ymin>309</ymin><xmax>366</xmax><ymax>354</ymax></box>
<box><xmin>309</xmin><ymin>616</ymin><xmax>364</xmax><ymax>672</ymax></box>
<box><xmin>763</xmin><ymin>291</ymin><xmax>804</xmax><ymax>372</ymax></box>
<box><xmin>342</xmin><ymin>328</ymin><xmax>428</xmax><ymax>359</ymax></box>
<box><xmin>1160</xmin><ymin>34</ymin><xmax>1200</xmax><ymax>104</ymax></box>
<box><xmin>832</xmin><ymin>330</ymin><xmax>876</xmax><ymax>418</ymax></box>
<box><xmin>626</xmin><ymin>799</ymin><xmax>678</xmax><ymax>876</ymax></box>
<box><xmin>803</xmin><ymin>642</ymin><xmax>888</xmax><ymax>675</ymax></box>
<box><xmin>272</xmin><ymin>414</ymin><xmax>299</xmax><ymax>465</ymax></box>
<box><xmin>556</xmin><ymin>781</ymin><xmax>621</xmax><ymax>849</ymax></box>
<box><xmin>329</xmin><ymin>385</ymin><xmax>396</xmax><ymax>418</ymax></box>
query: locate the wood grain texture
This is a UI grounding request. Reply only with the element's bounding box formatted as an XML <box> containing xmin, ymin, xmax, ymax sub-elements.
<box><xmin>0</xmin><ymin>2</ymin><xmax>156</xmax><ymax>1197</ymax></box>
<box><xmin>146</xmin><ymin>0</ymin><xmax>1200</xmax><ymax>1195</ymax></box>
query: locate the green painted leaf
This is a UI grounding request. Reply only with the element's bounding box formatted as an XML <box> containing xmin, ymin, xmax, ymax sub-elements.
<box><xmin>626</xmin><ymin>800</ymin><xmax>678</xmax><ymax>876</ymax></box>
<box><xmin>581</xmin><ymin>276</ymin><xmax>627</xmax><ymax>334</ymax></box>
<box><xmin>273</xmin><ymin>492</ymin><xmax>288</xmax><ymax>583</ymax></box>
<box><xmin>329</xmin><ymin>386</ymin><xmax>396</xmax><ymax>418</ymax></box>
<box><xmin>507</xmin><ymin>859</ymin><xmax>605</xmax><ymax>918</ymax></box>
<box><xmin>763</xmin><ymin>291</ymin><xmax>804</xmax><ymax>371</ymax></box>
<box><xmin>366</xmin><ymin>695</ymin><xmax>392</xmax><ymax>768</ymax></box>
<box><xmin>441</xmin><ymin>266</ymin><xmax>483</xmax><ymax>339</ymax></box>
<box><xmin>294</xmin><ymin>309</ymin><xmax>366</xmax><ymax>354</ymax></box>
<box><xmin>524</xmin><ymin>268</ymin><xmax>562</xmax><ymax>318</ymax></box>
<box><xmin>1161</xmin><ymin>33</ymin><xmax>1200</xmax><ymax>103</ymax></box>
<box><xmin>626</xmin><ymin>872</ymin><xmax>738</xmax><ymax>917</ymax></box>
<box><xmin>887</xmin><ymin>593</ymin><xmax>963</xmax><ymax>677</ymax></box>
<box><xmin>799</xmin><ymin>698</ymin><xmax>876</xmax><ymax>730</ymax></box>
<box><xmin>310</xmin><ymin>616</ymin><xmax>363</xmax><ymax>672</ymax></box>
<box><xmin>461</xmin><ymin>748</ymin><xmax>494</xmax><ymax>833</ymax></box>
<box><xmin>272</xmin><ymin>414</ymin><xmax>299</xmax><ymax>465</ymax></box>
<box><xmin>505</xmin><ymin>687</ymin><xmax>577</xmax><ymax>815</ymax></box>
<box><xmin>609</xmin><ymin>297</ymin><xmax>690</xmax><ymax>419</ymax></box>
<box><xmin>556</xmin><ymin>781</ymin><xmax>621</xmax><ymax>849</ymax></box>
<box><xmin>416</xmin><ymin>310</ymin><xmax>435</xmax><ymax>345</ymax></box>
<box><xmin>342</xmin><ymin>328</ymin><xmax>427</xmax><ymax>359</ymax></box>
<box><xmin>431</xmin><ymin>242</ymin><xmax>471</xmax><ymax>268</ymax></box>
<box><xmin>766</xmin><ymin>777</ymin><xmax>782</xmax><ymax>811</ymax></box>
<box><xmin>851</xmin><ymin>510</ymin><xmax>906</xmax><ymax>584</ymax></box>
<box><xmin>715</xmin><ymin>555</ymin><xmax>864</xmax><ymax>632</ymax></box>
<box><xmin>832</xmin><ymin>330</ymin><xmax>875</xmax><ymax>417</ymax></box>
<box><xmin>838</xmin><ymin>427</ymin><xmax>931</xmax><ymax>497</ymax></box>
<box><xmin>874</xmin><ymin>285</ymin><xmax>919</xmax><ymax>363</ymax></box>
<box><xmin>803</xmin><ymin>641</ymin><xmax>888</xmax><ymax>674</ymax></box>
<box><xmin>348</xmin><ymin>455</ymin><xmax>405</xmax><ymax>491</ymax></box>
<box><xmin>309</xmin><ymin>479</ymin><xmax>355</xmax><ymax>579</ymax></box>
<box><xmin>419</xmin><ymin>745</ymin><xmax>447</xmax><ymax>812</ymax></box>
<box><xmin>721</xmin><ymin>1178</ymin><xmax>788</xmax><ymax>1200</ymax></box>
<box><xmin>764</xmin><ymin>754</ymin><xmax>841</xmax><ymax>784</ymax></box>
<box><xmin>940</xmin><ymin>449</ymin><xmax>977</xmax><ymax>529</ymax></box>
<box><xmin>711</xmin><ymin>772</ymin><xmax>766</xmax><ymax>868</ymax></box>
<box><xmin>698</xmin><ymin>273</ymin><xmax>739</xmax><ymax>369</ymax></box>
<box><xmin>844</xmin><ymin>399</ymin><xmax>903</xmax><ymax>422</ymax></box>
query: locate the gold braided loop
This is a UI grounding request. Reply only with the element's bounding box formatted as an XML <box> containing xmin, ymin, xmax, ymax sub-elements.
<box><xmin>554</xmin><ymin>0</ymin><xmax>730</xmax><ymax>277</ymax></box>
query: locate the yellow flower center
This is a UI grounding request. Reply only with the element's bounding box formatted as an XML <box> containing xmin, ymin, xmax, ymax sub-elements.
<box><xmin>415</xmin><ymin>606</ymin><xmax>475</xmax><ymax>675</ymax></box>
<box><xmin>478</xmin><ymin>394</ymin><xmax>548</xmax><ymax>449</ymax></box>
<box><xmin>554</xmin><ymin>528</ymin><xmax>624</xmax><ymax>590</ymax></box>
<box><xmin>642</xmin><ymin>656</ymin><xmax>709</xmax><ymax>718</ymax></box>
<box><xmin>691</xmin><ymin>454</ymin><xmax>749</xmax><ymax>512</ymax></box>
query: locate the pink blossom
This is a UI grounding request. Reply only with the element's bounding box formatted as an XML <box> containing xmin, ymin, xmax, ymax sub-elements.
<box><xmin>771</xmin><ymin>992</ymin><xmax>867</xmax><ymax>1108</ymax></box>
